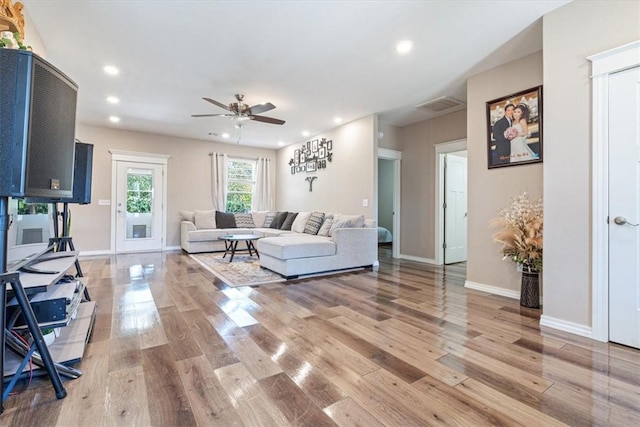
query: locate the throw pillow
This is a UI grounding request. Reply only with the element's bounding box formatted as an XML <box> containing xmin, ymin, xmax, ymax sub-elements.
<box><xmin>304</xmin><ymin>212</ymin><xmax>325</xmax><ymax>235</ymax></box>
<box><xmin>180</xmin><ymin>210</ymin><xmax>195</xmax><ymax>223</ymax></box>
<box><xmin>215</xmin><ymin>211</ymin><xmax>237</xmax><ymax>228</ymax></box>
<box><xmin>234</xmin><ymin>212</ymin><xmax>255</xmax><ymax>228</ymax></box>
<box><xmin>329</xmin><ymin>213</ymin><xmax>365</xmax><ymax>236</ymax></box>
<box><xmin>263</xmin><ymin>211</ymin><xmax>276</xmax><ymax>227</ymax></box>
<box><xmin>270</xmin><ymin>211</ymin><xmax>288</xmax><ymax>229</ymax></box>
<box><xmin>280</xmin><ymin>212</ymin><xmax>298</xmax><ymax>230</ymax></box>
<box><xmin>251</xmin><ymin>211</ymin><xmax>268</xmax><ymax>229</ymax></box>
<box><xmin>194</xmin><ymin>210</ymin><xmax>216</xmax><ymax>229</ymax></box>
<box><xmin>317</xmin><ymin>214</ymin><xmax>334</xmax><ymax>237</ymax></box>
<box><xmin>291</xmin><ymin>211</ymin><xmax>312</xmax><ymax>233</ymax></box>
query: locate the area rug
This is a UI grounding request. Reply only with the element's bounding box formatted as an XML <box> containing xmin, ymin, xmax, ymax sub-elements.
<box><xmin>190</xmin><ymin>253</ymin><xmax>286</xmax><ymax>287</ymax></box>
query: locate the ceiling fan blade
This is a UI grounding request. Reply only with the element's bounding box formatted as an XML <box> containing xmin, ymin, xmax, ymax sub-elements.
<box><xmin>248</xmin><ymin>102</ymin><xmax>275</xmax><ymax>115</ymax></box>
<box><xmin>250</xmin><ymin>115</ymin><xmax>285</xmax><ymax>125</ymax></box>
<box><xmin>191</xmin><ymin>113</ymin><xmax>234</xmax><ymax>118</ymax></box>
<box><xmin>203</xmin><ymin>97</ymin><xmax>230</xmax><ymax>111</ymax></box>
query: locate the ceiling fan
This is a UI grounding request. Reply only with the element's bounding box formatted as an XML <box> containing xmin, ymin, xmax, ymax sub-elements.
<box><xmin>191</xmin><ymin>94</ymin><xmax>285</xmax><ymax>128</ymax></box>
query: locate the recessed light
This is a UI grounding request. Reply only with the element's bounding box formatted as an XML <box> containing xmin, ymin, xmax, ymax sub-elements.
<box><xmin>103</xmin><ymin>65</ymin><xmax>119</xmax><ymax>76</ymax></box>
<box><xmin>334</xmin><ymin>117</ymin><xmax>343</xmax><ymax>124</ymax></box>
<box><xmin>106</xmin><ymin>96</ymin><xmax>120</xmax><ymax>104</ymax></box>
<box><xmin>109</xmin><ymin>116</ymin><xmax>120</xmax><ymax>123</ymax></box>
<box><xmin>396</xmin><ymin>40</ymin><xmax>413</xmax><ymax>55</ymax></box>
<box><xmin>302</xmin><ymin>131</ymin><xmax>310</xmax><ymax>137</ymax></box>
<box><xmin>278</xmin><ymin>141</ymin><xmax>285</xmax><ymax>147</ymax></box>
<box><xmin>222</xmin><ymin>133</ymin><xmax>230</xmax><ymax>138</ymax></box>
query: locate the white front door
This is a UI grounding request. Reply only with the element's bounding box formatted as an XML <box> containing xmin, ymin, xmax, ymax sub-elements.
<box><xmin>444</xmin><ymin>153</ymin><xmax>467</xmax><ymax>264</ymax></box>
<box><xmin>609</xmin><ymin>66</ymin><xmax>640</xmax><ymax>349</ymax></box>
<box><xmin>115</xmin><ymin>161</ymin><xmax>164</xmax><ymax>253</ymax></box>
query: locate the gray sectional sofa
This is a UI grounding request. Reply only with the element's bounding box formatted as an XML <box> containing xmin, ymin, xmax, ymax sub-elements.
<box><xmin>180</xmin><ymin>210</ymin><xmax>377</xmax><ymax>278</ymax></box>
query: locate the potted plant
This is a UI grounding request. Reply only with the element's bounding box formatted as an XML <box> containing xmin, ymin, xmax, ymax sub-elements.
<box><xmin>491</xmin><ymin>192</ymin><xmax>543</xmax><ymax>308</ymax></box>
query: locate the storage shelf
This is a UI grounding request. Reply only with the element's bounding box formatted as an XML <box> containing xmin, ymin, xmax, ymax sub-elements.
<box><xmin>3</xmin><ymin>301</ymin><xmax>96</xmax><ymax>378</ymax></box>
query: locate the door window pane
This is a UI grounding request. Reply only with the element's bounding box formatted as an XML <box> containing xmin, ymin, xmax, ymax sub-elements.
<box><xmin>126</xmin><ymin>169</ymin><xmax>153</xmax><ymax>239</ymax></box>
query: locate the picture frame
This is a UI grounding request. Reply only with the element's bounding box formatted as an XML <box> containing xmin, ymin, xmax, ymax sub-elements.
<box><xmin>326</xmin><ymin>140</ymin><xmax>333</xmax><ymax>150</ymax></box>
<box><xmin>312</xmin><ymin>139</ymin><xmax>319</xmax><ymax>152</ymax></box>
<box><xmin>306</xmin><ymin>161</ymin><xmax>317</xmax><ymax>172</ymax></box>
<box><xmin>318</xmin><ymin>146</ymin><xmax>326</xmax><ymax>159</ymax></box>
<box><xmin>294</xmin><ymin>149</ymin><xmax>300</xmax><ymax>165</ymax></box>
<box><xmin>486</xmin><ymin>86</ymin><xmax>542</xmax><ymax>169</ymax></box>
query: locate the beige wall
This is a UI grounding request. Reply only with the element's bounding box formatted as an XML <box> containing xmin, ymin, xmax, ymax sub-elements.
<box><xmin>23</xmin><ymin>9</ymin><xmax>46</xmax><ymax>57</ymax></box>
<box><xmin>275</xmin><ymin>115</ymin><xmax>376</xmax><ymax>217</ymax></box>
<box><xmin>542</xmin><ymin>1</ymin><xmax>640</xmax><ymax>326</ymax></box>
<box><xmin>73</xmin><ymin>125</ymin><xmax>276</xmax><ymax>252</ymax></box>
<box><xmin>378</xmin><ymin>122</ymin><xmax>402</xmax><ymax>151</ymax></box>
<box><xmin>466</xmin><ymin>52</ymin><xmax>543</xmax><ymax>292</ymax></box>
<box><xmin>397</xmin><ymin>110</ymin><xmax>466</xmax><ymax>260</ymax></box>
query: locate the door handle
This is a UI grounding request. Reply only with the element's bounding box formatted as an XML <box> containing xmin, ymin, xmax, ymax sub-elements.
<box><xmin>117</xmin><ymin>209</ymin><xmax>123</xmax><ymax>213</ymax></box>
<box><xmin>613</xmin><ymin>216</ymin><xmax>639</xmax><ymax>226</ymax></box>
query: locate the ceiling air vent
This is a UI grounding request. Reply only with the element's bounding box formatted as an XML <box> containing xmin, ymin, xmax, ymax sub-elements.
<box><xmin>416</xmin><ymin>96</ymin><xmax>465</xmax><ymax>114</ymax></box>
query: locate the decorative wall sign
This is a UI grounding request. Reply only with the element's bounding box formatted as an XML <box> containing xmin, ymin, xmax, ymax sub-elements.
<box><xmin>305</xmin><ymin>176</ymin><xmax>317</xmax><ymax>192</ymax></box>
<box><xmin>289</xmin><ymin>137</ymin><xmax>333</xmax><ymax>175</ymax></box>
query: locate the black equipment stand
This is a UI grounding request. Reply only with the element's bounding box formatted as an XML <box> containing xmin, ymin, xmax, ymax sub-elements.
<box><xmin>51</xmin><ymin>203</ymin><xmax>90</xmax><ymax>301</ymax></box>
<box><xmin>0</xmin><ymin>197</ymin><xmax>67</xmax><ymax>413</ymax></box>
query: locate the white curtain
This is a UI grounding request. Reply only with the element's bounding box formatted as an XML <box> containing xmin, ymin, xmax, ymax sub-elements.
<box><xmin>253</xmin><ymin>158</ymin><xmax>273</xmax><ymax>211</ymax></box>
<box><xmin>210</xmin><ymin>152</ymin><xmax>227</xmax><ymax>211</ymax></box>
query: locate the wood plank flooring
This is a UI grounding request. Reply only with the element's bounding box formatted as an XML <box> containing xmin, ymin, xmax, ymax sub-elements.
<box><xmin>2</xmin><ymin>249</ymin><xmax>640</xmax><ymax>426</ymax></box>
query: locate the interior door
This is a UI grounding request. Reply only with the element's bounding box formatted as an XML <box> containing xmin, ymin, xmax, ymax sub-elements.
<box><xmin>608</xmin><ymin>65</ymin><xmax>640</xmax><ymax>349</ymax></box>
<box><xmin>115</xmin><ymin>161</ymin><xmax>164</xmax><ymax>253</ymax></box>
<box><xmin>444</xmin><ymin>153</ymin><xmax>467</xmax><ymax>264</ymax></box>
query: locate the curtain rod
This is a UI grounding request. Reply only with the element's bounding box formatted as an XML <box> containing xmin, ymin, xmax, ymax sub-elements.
<box><xmin>208</xmin><ymin>152</ymin><xmax>270</xmax><ymax>161</ymax></box>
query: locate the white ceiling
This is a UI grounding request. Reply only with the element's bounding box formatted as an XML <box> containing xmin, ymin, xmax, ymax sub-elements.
<box><xmin>21</xmin><ymin>1</ymin><xmax>568</xmax><ymax>149</ymax></box>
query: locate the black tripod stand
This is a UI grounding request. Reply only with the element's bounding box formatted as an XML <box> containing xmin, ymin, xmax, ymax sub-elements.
<box><xmin>50</xmin><ymin>203</ymin><xmax>90</xmax><ymax>301</ymax></box>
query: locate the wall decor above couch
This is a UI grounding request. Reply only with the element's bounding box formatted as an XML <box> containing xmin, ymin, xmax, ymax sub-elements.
<box><xmin>288</xmin><ymin>137</ymin><xmax>333</xmax><ymax>175</ymax></box>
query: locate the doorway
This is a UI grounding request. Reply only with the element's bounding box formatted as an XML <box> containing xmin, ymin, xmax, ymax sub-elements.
<box><xmin>590</xmin><ymin>41</ymin><xmax>640</xmax><ymax>349</ymax></box>
<box><xmin>607</xmin><ymin>65</ymin><xmax>640</xmax><ymax>349</ymax></box>
<box><xmin>110</xmin><ymin>151</ymin><xmax>169</xmax><ymax>253</ymax></box>
<box><xmin>377</xmin><ymin>148</ymin><xmax>401</xmax><ymax>258</ymax></box>
<box><xmin>435</xmin><ymin>139</ymin><xmax>468</xmax><ymax>265</ymax></box>
<box><xmin>443</xmin><ymin>151</ymin><xmax>468</xmax><ymax>264</ymax></box>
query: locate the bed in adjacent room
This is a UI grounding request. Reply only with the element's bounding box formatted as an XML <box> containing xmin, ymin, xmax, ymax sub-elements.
<box><xmin>378</xmin><ymin>226</ymin><xmax>392</xmax><ymax>245</ymax></box>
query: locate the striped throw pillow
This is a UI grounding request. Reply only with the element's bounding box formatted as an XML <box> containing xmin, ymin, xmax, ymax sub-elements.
<box><xmin>304</xmin><ymin>212</ymin><xmax>325</xmax><ymax>235</ymax></box>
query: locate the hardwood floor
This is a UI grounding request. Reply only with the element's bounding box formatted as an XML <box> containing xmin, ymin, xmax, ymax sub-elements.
<box><xmin>2</xmin><ymin>249</ymin><xmax>640</xmax><ymax>426</ymax></box>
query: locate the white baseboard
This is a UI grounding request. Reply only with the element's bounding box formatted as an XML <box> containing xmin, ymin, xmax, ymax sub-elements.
<box><xmin>540</xmin><ymin>315</ymin><xmax>593</xmax><ymax>339</ymax></box>
<box><xmin>398</xmin><ymin>254</ymin><xmax>437</xmax><ymax>265</ymax></box>
<box><xmin>79</xmin><ymin>250</ymin><xmax>113</xmax><ymax>257</ymax></box>
<box><xmin>80</xmin><ymin>246</ymin><xmax>181</xmax><ymax>257</ymax></box>
<box><xmin>464</xmin><ymin>280</ymin><xmax>520</xmax><ymax>300</ymax></box>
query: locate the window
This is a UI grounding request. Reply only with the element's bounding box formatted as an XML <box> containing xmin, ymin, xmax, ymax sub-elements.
<box><xmin>126</xmin><ymin>171</ymin><xmax>153</xmax><ymax>214</ymax></box>
<box><xmin>226</xmin><ymin>159</ymin><xmax>255</xmax><ymax>213</ymax></box>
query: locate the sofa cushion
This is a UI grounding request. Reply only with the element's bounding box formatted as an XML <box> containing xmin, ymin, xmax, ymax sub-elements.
<box><xmin>270</xmin><ymin>211</ymin><xmax>288</xmax><ymax>229</ymax></box>
<box><xmin>317</xmin><ymin>214</ymin><xmax>334</xmax><ymax>237</ymax></box>
<box><xmin>194</xmin><ymin>210</ymin><xmax>216</xmax><ymax>229</ymax></box>
<box><xmin>258</xmin><ymin>235</ymin><xmax>335</xmax><ymax>259</ymax></box>
<box><xmin>329</xmin><ymin>213</ymin><xmax>365</xmax><ymax>236</ymax></box>
<box><xmin>216</xmin><ymin>211</ymin><xmax>237</xmax><ymax>228</ymax></box>
<box><xmin>234</xmin><ymin>212</ymin><xmax>255</xmax><ymax>228</ymax></box>
<box><xmin>291</xmin><ymin>211</ymin><xmax>312</xmax><ymax>233</ymax></box>
<box><xmin>280</xmin><ymin>212</ymin><xmax>298</xmax><ymax>230</ymax></box>
<box><xmin>252</xmin><ymin>211</ymin><xmax>269</xmax><ymax>229</ymax></box>
<box><xmin>304</xmin><ymin>212</ymin><xmax>325</xmax><ymax>235</ymax></box>
<box><xmin>263</xmin><ymin>211</ymin><xmax>276</xmax><ymax>227</ymax></box>
<box><xmin>180</xmin><ymin>210</ymin><xmax>195</xmax><ymax>223</ymax></box>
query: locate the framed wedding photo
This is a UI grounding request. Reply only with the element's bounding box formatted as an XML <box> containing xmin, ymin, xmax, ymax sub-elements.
<box><xmin>486</xmin><ymin>86</ymin><xmax>542</xmax><ymax>169</ymax></box>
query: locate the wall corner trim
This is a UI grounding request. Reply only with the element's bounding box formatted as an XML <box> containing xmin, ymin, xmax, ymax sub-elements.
<box><xmin>540</xmin><ymin>315</ymin><xmax>593</xmax><ymax>340</ymax></box>
<box><xmin>464</xmin><ymin>280</ymin><xmax>519</xmax><ymax>299</ymax></box>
